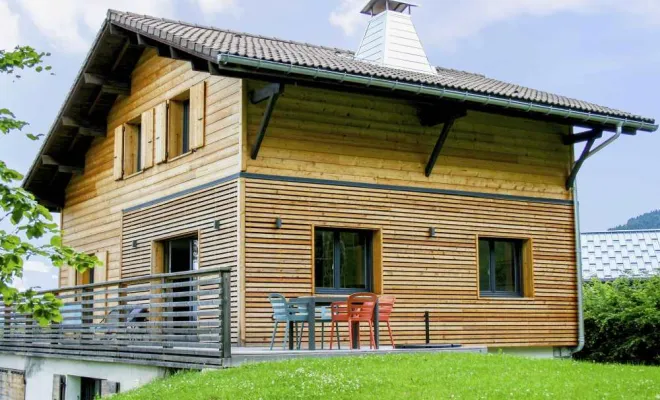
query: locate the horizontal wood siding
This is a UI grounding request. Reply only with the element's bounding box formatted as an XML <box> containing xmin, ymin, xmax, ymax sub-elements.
<box><xmin>121</xmin><ymin>180</ymin><xmax>238</xmax><ymax>342</ymax></box>
<box><xmin>60</xmin><ymin>48</ymin><xmax>241</xmax><ymax>288</ymax></box>
<box><xmin>243</xmin><ymin>178</ymin><xmax>578</xmax><ymax>347</ymax></box>
<box><xmin>245</xmin><ymin>80</ymin><xmax>573</xmax><ymax>201</ymax></box>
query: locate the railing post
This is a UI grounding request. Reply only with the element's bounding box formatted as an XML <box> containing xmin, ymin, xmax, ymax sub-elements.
<box><xmin>220</xmin><ymin>270</ymin><xmax>232</xmax><ymax>359</ymax></box>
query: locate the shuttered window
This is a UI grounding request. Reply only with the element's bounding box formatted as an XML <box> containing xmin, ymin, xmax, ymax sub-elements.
<box><xmin>113</xmin><ymin>81</ymin><xmax>205</xmax><ymax>173</ymax></box>
<box><xmin>168</xmin><ymin>81</ymin><xmax>206</xmax><ymax>159</ymax></box>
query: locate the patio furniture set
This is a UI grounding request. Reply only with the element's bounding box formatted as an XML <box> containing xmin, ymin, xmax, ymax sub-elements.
<box><xmin>267</xmin><ymin>292</ymin><xmax>396</xmax><ymax>351</ymax></box>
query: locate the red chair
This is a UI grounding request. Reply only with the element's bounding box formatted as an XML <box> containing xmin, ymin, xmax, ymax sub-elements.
<box><xmin>329</xmin><ymin>301</ymin><xmax>348</xmax><ymax>350</ymax></box>
<box><xmin>347</xmin><ymin>292</ymin><xmax>378</xmax><ymax>350</ymax></box>
<box><xmin>378</xmin><ymin>295</ymin><xmax>396</xmax><ymax>347</ymax></box>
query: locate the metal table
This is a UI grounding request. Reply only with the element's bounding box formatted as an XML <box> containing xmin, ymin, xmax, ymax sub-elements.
<box><xmin>289</xmin><ymin>295</ymin><xmax>379</xmax><ymax>351</ymax></box>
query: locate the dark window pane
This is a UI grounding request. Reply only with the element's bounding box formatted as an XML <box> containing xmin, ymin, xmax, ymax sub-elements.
<box><xmin>314</xmin><ymin>230</ymin><xmax>335</xmax><ymax>289</ymax></box>
<box><xmin>338</xmin><ymin>232</ymin><xmax>367</xmax><ymax>289</ymax></box>
<box><xmin>182</xmin><ymin>100</ymin><xmax>190</xmax><ymax>153</ymax></box>
<box><xmin>478</xmin><ymin>239</ymin><xmax>491</xmax><ymax>291</ymax></box>
<box><xmin>494</xmin><ymin>241</ymin><xmax>516</xmax><ymax>293</ymax></box>
<box><xmin>136</xmin><ymin>125</ymin><xmax>142</xmax><ymax>172</ymax></box>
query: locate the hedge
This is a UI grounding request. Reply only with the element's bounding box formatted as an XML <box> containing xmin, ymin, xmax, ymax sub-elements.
<box><xmin>575</xmin><ymin>275</ymin><xmax>660</xmax><ymax>365</ymax></box>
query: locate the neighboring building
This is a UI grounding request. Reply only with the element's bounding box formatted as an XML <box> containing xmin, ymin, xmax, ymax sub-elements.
<box><xmin>581</xmin><ymin>229</ymin><xmax>660</xmax><ymax>281</ymax></box>
<box><xmin>1</xmin><ymin>1</ymin><xmax>657</xmax><ymax>398</ymax></box>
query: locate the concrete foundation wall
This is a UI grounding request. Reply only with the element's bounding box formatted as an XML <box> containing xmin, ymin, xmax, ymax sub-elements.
<box><xmin>0</xmin><ymin>355</ymin><xmax>168</xmax><ymax>400</ymax></box>
<box><xmin>487</xmin><ymin>346</ymin><xmax>557</xmax><ymax>359</ymax></box>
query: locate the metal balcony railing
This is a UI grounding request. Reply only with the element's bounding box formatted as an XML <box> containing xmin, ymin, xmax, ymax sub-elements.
<box><xmin>0</xmin><ymin>267</ymin><xmax>232</xmax><ymax>369</ymax></box>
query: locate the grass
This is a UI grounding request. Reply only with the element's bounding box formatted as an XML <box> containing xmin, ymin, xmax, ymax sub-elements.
<box><xmin>113</xmin><ymin>353</ymin><xmax>660</xmax><ymax>400</ymax></box>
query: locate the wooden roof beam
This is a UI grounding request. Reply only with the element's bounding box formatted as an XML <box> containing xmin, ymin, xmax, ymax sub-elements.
<box><xmin>61</xmin><ymin>116</ymin><xmax>105</xmax><ymax>138</ymax></box>
<box><xmin>83</xmin><ymin>73</ymin><xmax>130</xmax><ymax>96</ymax></box>
<box><xmin>421</xmin><ymin>108</ymin><xmax>467</xmax><ymax>177</ymax></box>
<box><xmin>41</xmin><ymin>155</ymin><xmax>84</xmax><ymax>175</ymax></box>
<box><xmin>563</xmin><ymin>128</ymin><xmax>603</xmax><ymax>145</ymax></box>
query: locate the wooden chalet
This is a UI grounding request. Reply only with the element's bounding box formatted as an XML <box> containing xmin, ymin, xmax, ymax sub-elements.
<box><xmin>1</xmin><ymin>1</ymin><xmax>657</xmax><ymax>398</ymax></box>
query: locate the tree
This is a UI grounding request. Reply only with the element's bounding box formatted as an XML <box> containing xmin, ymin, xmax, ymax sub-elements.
<box><xmin>1</xmin><ymin>46</ymin><xmax>100</xmax><ymax>325</ymax></box>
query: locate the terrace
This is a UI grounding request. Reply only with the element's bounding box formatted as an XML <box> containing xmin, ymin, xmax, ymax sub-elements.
<box><xmin>0</xmin><ymin>267</ymin><xmax>481</xmax><ymax>370</ymax></box>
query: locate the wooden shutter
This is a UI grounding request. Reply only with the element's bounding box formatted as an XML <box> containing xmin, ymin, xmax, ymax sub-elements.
<box><xmin>113</xmin><ymin>125</ymin><xmax>124</xmax><ymax>180</ymax></box>
<box><xmin>190</xmin><ymin>81</ymin><xmax>206</xmax><ymax>150</ymax></box>
<box><xmin>154</xmin><ymin>102</ymin><xmax>168</xmax><ymax>164</ymax></box>
<box><xmin>93</xmin><ymin>251</ymin><xmax>108</xmax><ymax>320</ymax></box>
<box><xmin>93</xmin><ymin>251</ymin><xmax>108</xmax><ymax>283</ymax></box>
<box><xmin>123</xmin><ymin>124</ymin><xmax>138</xmax><ymax>175</ymax></box>
<box><xmin>141</xmin><ymin>109</ymin><xmax>154</xmax><ymax>170</ymax></box>
<box><xmin>66</xmin><ymin>266</ymin><xmax>76</xmax><ymax>287</ymax></box>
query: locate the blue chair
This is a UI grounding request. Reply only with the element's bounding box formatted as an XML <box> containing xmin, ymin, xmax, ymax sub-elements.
<box><xmin>268</xmin><ymin>294</ymin><xmax>310</xmax><ymax>350</ymax></box>
<box><xmin>316</xmin><ymin>306</ymin><xmax>332</xmax><ymax>349</ymax></box>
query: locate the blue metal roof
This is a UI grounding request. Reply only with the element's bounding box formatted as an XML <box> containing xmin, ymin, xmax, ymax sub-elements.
<box><xmin>581</xmin><ymin>229</ymin><xmax>660</xmax><ymax>281</ymax></box>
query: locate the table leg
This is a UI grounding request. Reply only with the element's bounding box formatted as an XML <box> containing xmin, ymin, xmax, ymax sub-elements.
<box><xmin>351</xmin><ymin>321</ymin><xmax>360</xmax><ymax>349</ymax></box>
<box><xmin>308</xmin><ymin>297</ymin><xmax>316</xmax><ymax>350</ymax></box>
<box><xmin>288</xmin><ymin>321</ymin><xmax>294</xmax><ymax>350</ymax></box>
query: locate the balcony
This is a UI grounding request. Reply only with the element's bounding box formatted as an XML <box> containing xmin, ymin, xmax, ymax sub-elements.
<box><xmin>0</xmin><ymin>267</ymin><xmax>232</xmax><ymax>369</ymax></box>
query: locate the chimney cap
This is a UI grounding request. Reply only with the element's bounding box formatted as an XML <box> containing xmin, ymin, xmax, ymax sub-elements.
<box><xmin>360</xmin><ymin>0</ymin><xmax>419</xmax><ymax>15</ymax></box>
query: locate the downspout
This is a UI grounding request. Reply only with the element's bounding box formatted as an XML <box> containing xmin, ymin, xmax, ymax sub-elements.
<box><xmin>569</xmin><ymin>122</ymin><xmax>622</xmax><ymax>356</ymax></box>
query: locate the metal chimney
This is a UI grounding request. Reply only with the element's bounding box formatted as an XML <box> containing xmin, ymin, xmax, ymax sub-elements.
<box><xmin>355</xmin><ymin>0</ymin><xmax>435</xmax><ymax>74</ymax></box>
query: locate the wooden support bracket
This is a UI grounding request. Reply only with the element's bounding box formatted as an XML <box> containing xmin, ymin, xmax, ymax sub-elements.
<box><xmin>425</xmin><ymin>116</ymin><xmax>460</xmax><ymax>177</ymax></box>
<box><xmin>566</xmin><ymin>136</ymin><xmax>597</xmax><ymax>189</ymax></box>
<box><xmin>249</xmin><ymin>83</ymin><xmax>285</xmax><ymax>160</ymax></box>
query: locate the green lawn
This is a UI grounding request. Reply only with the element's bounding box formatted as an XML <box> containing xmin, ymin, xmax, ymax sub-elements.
<box><xmin>114</xmin><ymin>353</ymin><xmax>660</xmax><ymax>400</ymax></box>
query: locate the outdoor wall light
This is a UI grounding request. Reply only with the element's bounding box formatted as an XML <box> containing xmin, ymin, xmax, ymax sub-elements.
<box><xmin>132</xmin><ymin>240</ymin><xmax>138</xmax><ymax>248</ymax></box>
<box><xmin>275</xmin><ymin>217</ymin><xmax>282</xmax><ymax>229</ymax></box>
<box><xmin>429</xmin><ymin>227</ymin><xmax>436</xmax><ymax>237</ymax></box>
<box><xmin>214</xmin><ymin>220</ymin><xmax>222</xmax><ymax>230</ymax></box>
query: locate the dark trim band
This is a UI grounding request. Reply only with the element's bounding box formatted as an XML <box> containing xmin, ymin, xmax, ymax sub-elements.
<box><xmin>123</xmin><ymin>171</ymin><xmax>573</xmax><ymax>213</ymax></box>
<box><xmin>122</xmin><ymin>172</ymin><xmax>241</xmax><ymax>213</ymax></box>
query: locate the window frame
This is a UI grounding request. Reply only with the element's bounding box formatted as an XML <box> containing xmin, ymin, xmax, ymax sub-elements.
<box><xmin>313</xmin><ymin>227</ymin><xmax>374</xmax><ymax>295</ymax></box>
<box><xmin>478</xmin><ymin>237</ymin><xmax>524</xmax><ymax>298</ymax></box>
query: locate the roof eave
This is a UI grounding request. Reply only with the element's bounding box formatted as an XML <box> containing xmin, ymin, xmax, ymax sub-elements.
<box><xmin>217</xmin><ymin>53</ymin><xmax>657</xmax><ymax>133</ymax></box>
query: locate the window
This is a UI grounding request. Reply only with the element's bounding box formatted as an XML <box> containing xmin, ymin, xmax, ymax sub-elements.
<box><xmin>314</xmin><ymin>228</ymin><xmax>372</xmax><ymax>294</ymax></box>
<box><xmin>479</xmin><ymin>238</ymin><xmax>526</xmax><ymax>297</ymax></box>
<box><xmin>168</xmin><ymin>92</ymin><xmax>190</xmax><ymax>159</ymax></box>
<box><xmin>164</xmin><ymin>236</ymin><xmax>199</xmax><ymax>273</ymax></box>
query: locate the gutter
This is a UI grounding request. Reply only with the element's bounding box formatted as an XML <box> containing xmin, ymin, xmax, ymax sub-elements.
<box><xmin>217</xmin><ymin>54</ymin><xmax>658</xmax><ymax>133</ymax></box>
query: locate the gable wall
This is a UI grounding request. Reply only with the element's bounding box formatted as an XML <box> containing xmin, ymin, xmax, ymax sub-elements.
<box><xmin>60</xmin><ymin>49</ymin><xmax>243</xmax><ymax>285</ymax></box>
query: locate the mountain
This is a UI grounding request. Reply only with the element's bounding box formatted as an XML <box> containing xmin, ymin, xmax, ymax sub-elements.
<box><xmin>610</xmin><ymin>210</ymin><xmax>660</xmax><ymax>231</ymax></box>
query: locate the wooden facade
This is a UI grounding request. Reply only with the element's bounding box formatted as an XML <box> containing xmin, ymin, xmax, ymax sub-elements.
<box><xmin>59</xmin><ymin>49</ymin><xmax>579</xmax><ymax>349</ymax></box>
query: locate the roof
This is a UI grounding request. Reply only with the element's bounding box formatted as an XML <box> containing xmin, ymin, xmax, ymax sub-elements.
<box><xmin>108</xmin><ymin>10</ymin><xmax>654</xmax><ymax>124</ymax></box>
<box><xmin>22</xmin><ymin>9</ymin><xmax>657</xmax><ymax>209</ymax></box>
<box><xmin>581</xmin><ymin>229</ymin><xmax>660</xmax><ymax>281</ymax></box>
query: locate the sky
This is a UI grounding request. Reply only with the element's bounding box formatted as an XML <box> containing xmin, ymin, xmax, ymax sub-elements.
<box><xmin>1</xmin><ymin>0</ymin><xmax>659</xmax><ymax>289</ymax></box>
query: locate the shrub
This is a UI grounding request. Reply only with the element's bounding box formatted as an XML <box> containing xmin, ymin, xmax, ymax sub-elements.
<box><xmin>576</xmin><ymin>275</ymin><xmax>660</xmax><ymax>365</ymax></box>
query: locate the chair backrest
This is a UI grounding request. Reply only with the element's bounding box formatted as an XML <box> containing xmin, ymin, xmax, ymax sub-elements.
<box><xmin>268</xmin><ymin>293</ymin><xmax>288</xmax><ymax>321</ymax></box>
<box><xmin>378</xmin><ymin>295</ymin><xmax>396</xmax><ymax>319</ymax></box>
<box><xmin>347</xmin><ymin>292</ymin><xmax>378</xmax><ymax>320</ymax></box>
<box><xmin>287</xmin><ymin>299</ymin><xmax>310</xmax><ymax>320</ymax></box>
<box><xmin>330</xmin><ymin>301</ymin><xmax>348</xmax><ymax>320</ymax></box>
<box><xmin>316</xmin><ymin>306</ymin><xmax>332</xmax><ymax>321</ymax></box>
